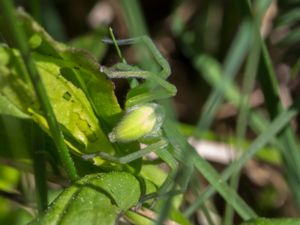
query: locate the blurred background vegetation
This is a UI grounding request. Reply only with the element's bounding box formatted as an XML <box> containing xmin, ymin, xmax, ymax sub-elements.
<box><xmin>1</xmin><ymin>0</ymin><xmax>300</xmax><ymax>224</ymax></box>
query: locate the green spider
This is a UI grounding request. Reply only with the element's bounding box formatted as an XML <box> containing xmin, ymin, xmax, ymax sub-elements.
<box><xmin>83</xmin><ymin>36</ymin><xmax>177</xmax><ymax>165</ymax></box>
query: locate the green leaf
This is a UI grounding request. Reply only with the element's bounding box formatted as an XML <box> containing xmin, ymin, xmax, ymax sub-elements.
<box><xmin>69</xmin><ymin>27</ymin><xmax>108</xmax><ymax>61</ymax></box>
<box><xmin>0</xmin><ymin>9</ymin><xmax>141</xmax><ymax>170</ymax></box>
<box><xmin>0</xmin><ymin>45</ymin><xmax>115</xmax><ymax>158</ymax></box>
<box><xmin>240</xmin><ymin>217</ymin><xmax>300</xmax><ymax>225</ymax></box>
<box><xmin>3</xmin><ymin>8</ymin><xmax>122</xmax><ymax>124</ymax></box>
<box><xmin>0</xmin><ymin>94</ymin><xmax>29</xmax><ymax>119</ymax></box>
<box><xmin>30</xmin><ymin>172</ymin><xmax>141</xmax><ymax>225</ymax></box>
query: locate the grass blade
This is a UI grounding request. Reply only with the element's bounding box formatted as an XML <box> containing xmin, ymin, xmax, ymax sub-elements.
<box><xmin>185</xmin><ymin>98</ymin><xmax>300</xmax><ymax>216</ymax></box>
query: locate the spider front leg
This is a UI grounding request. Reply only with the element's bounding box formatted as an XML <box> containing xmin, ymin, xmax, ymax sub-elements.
<box><xmin>101</xmin><ymin>36</ymin><xmax>177</xmax><ymax>107</ymax></box>
<box><xmin>83</xmin><ymin>139</ymin><xmax>168</xmax><ymax>164</ymax></box>
<box><xmin>101</xmin><ymin>65</ymin><xmax>176</xmax><ymax>107</ymax></box>
<box><xmin>102</xmin><ymin>35</ymin><xmax>171</xmax><ymax>79</ymax></box>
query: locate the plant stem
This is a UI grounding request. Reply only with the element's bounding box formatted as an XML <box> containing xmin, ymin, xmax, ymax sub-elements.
<box><xmin>0</xmin><ymin>0</ymin><xmax>78</xmax><ymax>182</ymax></box>
<box><xmin>30</xmin><ymin>126</ymin><xmax>48</xmax><ymax>213</ymax></box>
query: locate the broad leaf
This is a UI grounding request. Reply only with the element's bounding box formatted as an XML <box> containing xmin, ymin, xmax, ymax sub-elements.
<box><xmin>69</xmin><ymin>27</ymin><xmax>108</xmax><ymax>61</ymax></box>
<box><xmin>29</xmin><ymin>172</ymin><xmax>141</xmax><ymax>225</ymax></box>
<box><xmin>0</xmin><ymin>95</ymin><xmax>29</xmax><ymax>119</ymax></box>
<box><xmin>0</xmin><ymin>9</ymin><xmax>141</xmax><ymax>170</ymax></box>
